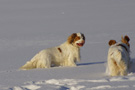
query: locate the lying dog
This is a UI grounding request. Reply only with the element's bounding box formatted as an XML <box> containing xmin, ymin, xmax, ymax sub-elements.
<box><xmin>20</xmin><ymin>33</ymin><xmax>85</xmax><ymax>70</ymax></box>
<box><xmin>106</xmin><ymin>35</ymin><xmax>130</xmax><ymax>76</ymax></box>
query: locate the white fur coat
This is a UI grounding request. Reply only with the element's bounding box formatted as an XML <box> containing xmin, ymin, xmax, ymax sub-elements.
<box><xmin>20</xmin><ymin>33</ymin><xmax>85</xmax><ymax>70</ymax></box>
<box><xmin>106</xmin><ymin>35</ymin><xmax>130</xmax><ymax>76</ymax></box>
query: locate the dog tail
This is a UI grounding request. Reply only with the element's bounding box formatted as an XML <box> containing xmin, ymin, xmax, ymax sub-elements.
<box><xmin>20</xmin><ymin>60</ymin><xmax>37</xmax><ymax>70</ymax></box>
<box><xmin>20</xmin><ymin>52</ymin><xmax>49</xmax><ymax>70</ymax></box>
<box><xmin>20</xmin><ymin>54</ymin><xmax>40</xmax><ymax>70</ymax></box>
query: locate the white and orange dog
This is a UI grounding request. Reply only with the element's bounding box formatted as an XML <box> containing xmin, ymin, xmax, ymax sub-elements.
<box><xmin>106</xmin><ymin>35</ymin><xmax>130</xmax><ymax>76</ymax></box>
<box><xmin>20</xmin><ymin>33</ymin><xmax>85</xmax><ymax>70</ymax></box>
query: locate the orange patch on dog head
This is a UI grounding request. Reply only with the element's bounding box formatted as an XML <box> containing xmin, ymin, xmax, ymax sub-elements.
<box><xmin>68</xmin><ymin>33</ymin><xmax>77</xmax><ymax>44</ymax></box>
<box><xmin>73</xmin><ymin>36</ymin><xmax>80</xmax><ymax>43</ymax></box>
<box><xmin>121</xmin><ymin>35</ymin><xmax>130</xmax><ymax>47</ymax></box>
<box><xmin>108</xmin><ymin>40</ymin><xmax>117</xmax><ymax>46</ymax></box>
<box><xmin>67</xmin><ymin>33</ymin><xmax>85</xmax><ymax>47</ymax></box>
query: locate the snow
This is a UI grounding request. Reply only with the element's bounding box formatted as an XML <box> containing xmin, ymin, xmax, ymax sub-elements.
<box><xmin>0</xmin><ymin>0</ymin><xmax>135</xmax><ymax>90</ymax></box>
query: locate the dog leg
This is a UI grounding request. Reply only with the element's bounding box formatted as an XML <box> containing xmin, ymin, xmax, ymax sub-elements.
<box><xmin>118</xmin><ymin>61</ymin><xmax>128</xmax><ymax>76</ymax></box>
<box><xmin>68</xmin><ymin>61</ymin><xmax>76</xmax><ymax>66</ymax></box>
<box><xmin>38</xmin><ymin>55</ymin><xmax>51</xmax><ymax>68</ymax></box>
<box><xmin>61</xmin><ymin>59</ymin><xmax>76</xmax><ymax>67</ymax></box>
<box><xmin>69</xmin><ymin>56</ymin><xmax>77</xmax><ymax>66</ymax></box>
<box><xmin>109</xmin><ymin>59</ymin><xmax>120</xmax><ymax>76</ymax></box>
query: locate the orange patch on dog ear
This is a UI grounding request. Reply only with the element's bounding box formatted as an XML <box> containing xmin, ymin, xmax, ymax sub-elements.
<box><xmin>108</xmin><ymin>40</ymin><xmax>117</xmax><ymax>46</ymax></box>
<box><xmin>68</xmin><ymin>33</ymin><xmax>77</xmax><ymax>44</ymax></box>
<box><xmin>124</xmin><ymin>35</ymin><xmax>130</xmax><ymax>42</ymax></box>
<box><xmin>121</xmin><ymin>35</ymin><xmax>130</xmax><ymax>47</ymax></box>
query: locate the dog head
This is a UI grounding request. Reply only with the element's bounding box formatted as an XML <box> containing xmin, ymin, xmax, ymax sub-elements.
<box><xmin>121</xmin><ymin>35</ymin><xmax>130</xmax><ymax>47</ymax></box>
<box><xmin>68</xmin><ymin>33</ymin><xmax>85</xmax><ymax>47</ymax></box>
<box><xmin>108</xmin><ymin>35</ymin><xmax>130</xmax><ymax>47</ymax></box>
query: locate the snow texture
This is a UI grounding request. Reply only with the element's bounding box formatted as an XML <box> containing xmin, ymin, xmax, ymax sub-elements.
<box><xmin>0</xmin><ymin>0</ymin><xmax>135</xmax><ymax>90</ymax></box>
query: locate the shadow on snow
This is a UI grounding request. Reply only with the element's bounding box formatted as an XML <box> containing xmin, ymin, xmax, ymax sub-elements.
<box><xmin>77</xmin><ymin>61</ymin><xmax>106</xmax><ymax>66</ymax></box>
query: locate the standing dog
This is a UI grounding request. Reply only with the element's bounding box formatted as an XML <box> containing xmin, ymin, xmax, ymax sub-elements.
<box><xmin>20</xmin><ymin>33</ymin><xmax>85</xmax><ymax>70</ymax></box>
<box><xmin>106</xmin><ymin>35</ymin><xmax>130</xmax><ymax>76</ymax></box>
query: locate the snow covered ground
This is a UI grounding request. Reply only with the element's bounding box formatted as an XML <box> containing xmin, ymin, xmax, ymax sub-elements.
<box><xmin>0</xmin><ymin>0</ymin><xmax>135</xmax><ymax>90</ymax></box>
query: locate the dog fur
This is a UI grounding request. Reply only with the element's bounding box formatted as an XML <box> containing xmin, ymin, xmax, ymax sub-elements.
<box><xmin>106</xmin><ymin>35</ymin><xmax>130</xmax><ymax>76</ymax></box>
<box><xmin>20</xmin><ymin>33</ymin><xmax>85</xmax><ymax>70</ymax></box>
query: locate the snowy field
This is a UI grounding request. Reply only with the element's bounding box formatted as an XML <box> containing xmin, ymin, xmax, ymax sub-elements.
<box><xmin>0</xmin><ymin>0</ymin><xmax>135</xmax><ymax>90</ymax></box>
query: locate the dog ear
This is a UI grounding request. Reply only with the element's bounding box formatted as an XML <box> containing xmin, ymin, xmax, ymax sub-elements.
<box><xmin>124</xmin><ymin>35</ymin><xmax>130</xmax><ymax>42</ymax></box>
<box><xmin>121</xmin><ymin>35</ymin><xmax>130</xmax><ymax>47</ymax></box>
<box><xmin>68</xmin><ymin>33</ymin><xmax>77</xmax><ymax>44</ymax></box>
<box><xmin>81</xmin><ymin>33</ymin><xmax>85</xmax><ymax>41</ymax></box>
<box><xmin>108</xmin><ymin>40</ymin><xmax>117</xmax><ymax>46</ymax></box>
<box><xmin>121</xmin><ymin>35</ymin><xmax>129</xmax><ymax>42</ymax></box>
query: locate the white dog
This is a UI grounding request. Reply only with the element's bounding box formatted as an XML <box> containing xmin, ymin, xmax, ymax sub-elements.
<box><xmin>20</xmin><ymin>33</ymin><xmax>85</xmax><ymax>70</ymax></box>
<box><xmin>106</xmin><ymin>35</ymin><xmax>130</xmax><ymax>76</ymax></box>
